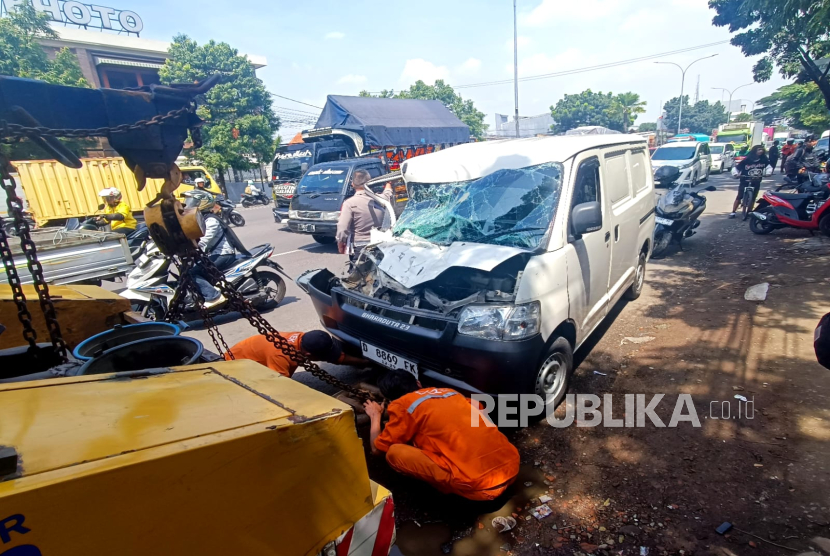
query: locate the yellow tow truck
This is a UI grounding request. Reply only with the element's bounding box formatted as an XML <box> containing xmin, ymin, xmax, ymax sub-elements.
<box><xmin>0</xmin><ymin>74</ymin><xmax>394</xmax><ymax>555</ymax></box>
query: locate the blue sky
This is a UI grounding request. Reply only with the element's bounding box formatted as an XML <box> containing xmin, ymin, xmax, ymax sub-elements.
<box><xmin>116</xmin><ymin>0</ymin><xmax>789</xmax><ymax>137</ymax></box>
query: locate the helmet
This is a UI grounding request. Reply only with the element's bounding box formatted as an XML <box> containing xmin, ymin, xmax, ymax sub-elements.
<box><xmin>98</xmin><ymin>187</ymin><xmax>121</xmax><ymax>199</ymax></box>
<box><xmin>182</xmin><ymin>190</ymin><xmax>215</xmax><ymax>212</ymax></box>
<box><xmin>194</xmin><ymin>178</ymin><xmax>206</xmax><ymax>188</ymax></box>
<box><xmin>247</xmin><ymin>180</ymin><xmax>255</xmax><ymax>186</ymax></box>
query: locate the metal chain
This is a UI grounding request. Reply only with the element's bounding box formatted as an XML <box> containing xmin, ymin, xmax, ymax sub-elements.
<box><xmin>0</xmin><ymin>216</ymin><xmax>37</xmax><ymax>349</ymax></box>
<box><xmin>0</xmin><ymin>105</ymin><xmax>194</xmax><ymax>140</ymax></box>
<box><xmin>167</xmin><ymin>248</ymin><xmax>377</xmax><ymax>403</ymax></box>
<box><xmin>0</xmin><ymin>159</ymin><xmax>68</xmax><ymax>360</ymax></box>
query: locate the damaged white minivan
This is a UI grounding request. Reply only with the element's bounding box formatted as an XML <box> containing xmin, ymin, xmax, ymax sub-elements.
<box><xmin>298</xmin><ymin>135</ymin><xmax>656</xmax><ymax>408</ymax></box>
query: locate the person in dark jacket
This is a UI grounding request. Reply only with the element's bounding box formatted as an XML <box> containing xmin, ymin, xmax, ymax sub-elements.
<box><xmin>768</xmin><ymin>140</ymin><xmax>780</xmax><ymax>174</ymax></box>
<box><xmin>781</xmin><ymin>139</ymin><xmax>796</xmax><ymax>173</ymax></box>
<box><xmin>730</xmin><ymin>145</ymin><xmax>769</xmax><ymax>218</ymax></box>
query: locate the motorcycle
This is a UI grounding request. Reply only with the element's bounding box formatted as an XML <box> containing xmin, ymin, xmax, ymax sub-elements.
<box><xmin>749</xmin><ymin>182</ymin><xmax>830</xmax><ymax>237</ymax></box>
<box><xmin>2</xmin><ymin>202</ymin><xmax>36</xmax><ymax>237</ymax></box>
<box><xmin>652</xmin><ymin>166</ymin><xmax>717</xmax><ymax>257</ymax></box>
<box><xmin>66</xmin><ymin>214</ymin><xmax>151</xmax><ymax>261</ymax></box>
<box><xmin>120</xmin><ymin>238</ymin><xmax>288</xmax><ymax>321</ymax></box>
<box><xmin>216</xmin><ymin>195</ymin><xmax>246</xmax><ymax>227</ymax></box>
<box><xmin>240</xmin><ymin>189</ymin><xmax>270</xmax><ymax>207</ymax></box>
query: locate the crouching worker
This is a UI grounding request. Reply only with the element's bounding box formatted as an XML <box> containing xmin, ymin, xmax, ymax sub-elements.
<box><xmin>364</xmin><ymin>370</ymin><xmax>520</xmax><ymax>501</ymax></box>
<box><xmin>225</xmin><ymin>330</ymin><xmax>366</xmax><ymax>378</ymax></box>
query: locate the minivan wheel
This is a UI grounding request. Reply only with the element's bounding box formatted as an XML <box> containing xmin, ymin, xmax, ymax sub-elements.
<box><xmin>624</xmin><ymin>251</ymin><xmax>647</xmax><ymax>300</ymax></box>
<box><xmin>312</xmin><ymin>234</ymin><xmax>336</xmax><ymax>244</ymax></box>
<box><xmin>702</xmin><ymin>167</ymin><xmax>710</xmax><ymax>182</ymax></box>
<box><xmin>535</xmin><ymin>337</ymin><xmax>574</xmax><ymax>411</ymax></box>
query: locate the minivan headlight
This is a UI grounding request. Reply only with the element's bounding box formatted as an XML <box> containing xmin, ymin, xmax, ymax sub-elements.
<box><xmin>457</xmin><ymin>302</ymin><xmax>540</xmax><ymax>341</ymax></box>
<box><xmin>288</xmin><ymin>210</ymin><xmax>298</xmax><ymax>219</ymax></box>
<box><xmin>321</xmin><ymin>211</ymin><xmax>341</xmax><ymax>221</ymax></box>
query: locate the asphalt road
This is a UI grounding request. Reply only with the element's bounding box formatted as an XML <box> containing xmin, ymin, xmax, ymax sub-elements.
<box><xmin>109</xmin><ymin>168</ymin><xmax>781</xmax><ymax>395</ymax></box>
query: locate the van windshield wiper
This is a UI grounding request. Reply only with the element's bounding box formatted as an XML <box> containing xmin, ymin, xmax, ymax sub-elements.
<box><xmin>476</xmin><ymin>227</ymin><xmax>547</xmax><ymax>242</ymax></box>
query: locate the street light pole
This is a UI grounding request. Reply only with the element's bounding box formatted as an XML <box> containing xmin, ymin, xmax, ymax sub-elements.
<box><xmin>711</xmin><ymin>83</ymin><xmax>754</xmax><ymax>124</ymax></box>
<box><xmin>655</xmin><ymin>54</ymin><xmax>718</xmax><ymax>135</ymax></box>
<box><xmin>513</xmin><ymin>0</ymin><xmax>520</xmax><ymax>138</ymax></box>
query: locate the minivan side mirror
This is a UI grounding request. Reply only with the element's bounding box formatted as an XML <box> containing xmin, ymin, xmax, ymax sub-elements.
<box><xmin>571</xmin><ymin>201</ymin><xmax>603</xmax><ymax>238</ymax></box>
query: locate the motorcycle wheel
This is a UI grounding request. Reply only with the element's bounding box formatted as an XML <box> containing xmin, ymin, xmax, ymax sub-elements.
<box><xmin>651</xmin><ymin>230</ymin><xmax>672</xmax><ymax>258</ymax></box>
<box><xmin>241</xmin><ymin>200</ymin><xmax>252</xmax><ymax>208</ymax></box>
<box><xmin>749</xmin><ymin>208</ymin><xmax>776</xmax><ymax>235</ymax></box>
<box><xmin>229</xmin><ymin>212</ymin><xmax>246</xmax><ymax>227</ymax></box>
<box><xmin>820</xmin><ymin>213</ymin><xmax>830</xmax><ymax>238</ymax></box>
<box><xmin>253</xmin><ymin>268</ymin><xmax>286</xmax><ymax>309</ymax></box>
<box><xmin>130</xmin><ymin>300</ymin><xmax>165</xmax><ymax>321</ymax></box>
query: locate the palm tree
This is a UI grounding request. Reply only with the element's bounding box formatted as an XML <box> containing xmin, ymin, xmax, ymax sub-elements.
<box><xmin>616</xmin><ymin>92</ymin><xmax>647</xmax><ymax>131</ymax></box>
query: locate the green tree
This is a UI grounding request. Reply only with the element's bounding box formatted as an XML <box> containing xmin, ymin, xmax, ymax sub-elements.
<box><xmin>616</xmin><ymin>92</ymin><xmax>647</xmax><ymax>130</ymax></box>
<box><xmin>663</xmin><ymin>96</ymin><xmax>727</xmax><ymax>134</ymax></box>
<box><xmin>549</xmin><ymin>89</ymin><xmax>624</xmax><ymax>134</ymax></box>
<box><xmin>754</xmin><ymin>82</ymin><xmax>830</xmax><ymax>133</ymax></box>
<box><xmin>709</xmin><ymin>0</ymin><xmax>830</xmax><ymax>109</ymax></box>
<box><xmin>732</xmin><ymin>112</ymin><xmax>753</xmax><ymax>122</ymax></box>
<box><xmin>361</xmin><ymin>80</ymin><xmax>487</xmax><ymax>139</ymax></box>
<box><xmin>637</xmin><ymin>122</ymin><xmax>657</xmax><ymax>132</ymax></box>
<box><xmin>159</xmin><ymin>34</ymin><xmax>279</xmax><ymax>191</ymax></box>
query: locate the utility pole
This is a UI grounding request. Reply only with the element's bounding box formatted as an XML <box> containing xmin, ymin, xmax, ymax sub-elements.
<box><xmin>513</xmin><ymin>0</ymin><xmax>520</xmax><ymax>138</ymax></box>
<box><xmin>694</xmin><ymin>75</ymin><xmax>700</xmax><ymax>104</ymax></box>
<box><xmin>655</xmin><ymin>54</ymin><xmax>717</xmax><ymax>134</ymax></box>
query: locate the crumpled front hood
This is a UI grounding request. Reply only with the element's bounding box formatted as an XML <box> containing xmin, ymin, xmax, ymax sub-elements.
<box><xmin>372</xmin><ymin>232</ymin><xmax>527</xmax><ymax>288</ymax></box>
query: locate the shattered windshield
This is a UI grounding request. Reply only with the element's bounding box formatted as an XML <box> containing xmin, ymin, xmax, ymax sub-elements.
<box><xmin>394</xmin><ymin>162</ymin><xmax>563</xmax><ymax>249</ymax></box>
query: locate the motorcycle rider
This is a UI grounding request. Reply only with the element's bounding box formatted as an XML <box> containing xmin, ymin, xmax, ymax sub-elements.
<box><xmin>184</xmin><ymin>191</ymin><xmax>250</xmax><ymax>307</ymax></box>
<box><xmin>97</xmin><ymin>188</ymin><xmax>137</xmax><ymax>235</ymax></box>
<box><xmin>729</xmin><ymin>145</ymin><xmax>769</xmax><ymax>219</ymax></box>
<box><xmin>781</xmin><ymin>139</ymin><xmax>797</xmax><ymax>173</ymax></box>
<box><xmin>786</xmin><ymin>135</ymin><xmax>818</xmax><ymax>182</ymax></box>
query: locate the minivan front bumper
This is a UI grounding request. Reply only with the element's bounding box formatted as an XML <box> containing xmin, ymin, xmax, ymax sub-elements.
<box><xmin>287</xmin><ymin>219</ymin><xmax>337</xmax><ymax>237</ymax></box>
<box><xmin>300</xmin><ymin>269</ymin><xmax>545</xmax><ymax>395</ymax></box>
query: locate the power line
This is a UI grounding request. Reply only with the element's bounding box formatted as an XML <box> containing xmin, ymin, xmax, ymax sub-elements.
<box><xmin>272</xmin><ymin>105</ymin><xmax>320</xmax><ymax>116</ymax></box>
<box><xmin>270</xmin><ymin>93</ymin><xmax>323</xmax><ymax>110</ymax></box>
<box><xmin>452</xmin><ymin>40</ymin><xmax>730</xmax><ymax>89</ymax></box>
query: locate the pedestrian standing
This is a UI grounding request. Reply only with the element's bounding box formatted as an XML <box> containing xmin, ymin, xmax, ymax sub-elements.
<box><xmin>336</xmin><ymin>169</ymin><xmax>393</xmax><ymax>260</ymax></box>
<box><xmin>781</xmin><ymin>139</ymin><xmax>796</xmax><ymax>173</ymax></box>
<box><xmin>768</xmin><ymin>140</ymin><xmax>780</xmax><ymax>174</ymax></box>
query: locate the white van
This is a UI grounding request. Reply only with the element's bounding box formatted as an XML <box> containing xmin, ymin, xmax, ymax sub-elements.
<box><xmin>300</xmin><ymin>135</ymin><xmax>656</xmax><ymax>409</ymax></box>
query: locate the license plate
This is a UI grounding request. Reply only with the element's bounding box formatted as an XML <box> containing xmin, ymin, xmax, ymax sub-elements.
<box><xmin>655</xmin><ymin>217</ymin><xmax>674</xmax><ymax>226</ymax></box>
<box><xmin>297</xmin><ymin>223</ymin><xmax>315</xmax><ymax>232</ymax></box>
<box><xmin>274</xmin><ymin>185</ymin><xmax>295</xmax><ymax>195</ymax></box>
<box><xmin>361</xmin><ymin>341</ymin><xmax>418</xmax><ymax>378</ymax></box>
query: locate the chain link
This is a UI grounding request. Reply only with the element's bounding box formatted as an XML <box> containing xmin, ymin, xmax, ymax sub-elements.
<box><xmin>0</xmin><ymin>158</ymin><xmax>68</xmax><ymax>360</ymax></box>
<box><xmin>0</xmin><ymin>106</ymin><xmax>194</xmax><ymax>141</ymax></box>
<box><xmin>165</xmin><ymin>247</ymin><xmax>377</xmax><ymax>403</ymax></box>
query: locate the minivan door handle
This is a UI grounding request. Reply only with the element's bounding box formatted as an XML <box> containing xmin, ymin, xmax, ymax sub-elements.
<box><xmin>614</xmin><ymin>225</ymin><xmax>620</xmax><ymax>241</ymax></box>
<box><xmin>604</xmin><ymin>231</ymin><xmax>611</xmax><ymax>243</ymax></box>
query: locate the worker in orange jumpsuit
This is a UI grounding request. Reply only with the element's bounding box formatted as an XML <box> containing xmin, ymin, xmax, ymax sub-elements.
<box><xmin>225</xmin><ymin>330</ymin><xmax>365</xmax><ymax>377</ymax></box>
<box><xmin>364</xmin><ymin>369</ymin><xmax>520</xmax><ymax>501</ymax></box>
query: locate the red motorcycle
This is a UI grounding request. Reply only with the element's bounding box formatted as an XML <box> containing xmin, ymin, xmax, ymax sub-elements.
<box><xmin>749</xmin><ymin>182</ymin><xmax>830</xmax><ymax>236</ymax></box>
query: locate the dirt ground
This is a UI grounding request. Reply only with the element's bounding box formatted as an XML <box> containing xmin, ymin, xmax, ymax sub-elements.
<box><xmin>363</xmin><ymin>176</ymin><xmax>830</xmax><ymax>556</ymax></box>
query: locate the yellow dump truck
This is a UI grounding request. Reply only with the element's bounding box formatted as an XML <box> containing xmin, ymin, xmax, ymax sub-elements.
<box><xmin>12</xmin><ymin>158</ymin><xmax>222</xmax><ymax>225</ymax></box>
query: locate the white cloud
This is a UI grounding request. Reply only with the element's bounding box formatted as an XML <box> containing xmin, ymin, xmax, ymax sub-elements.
<box><xmin>510</xmin><ymin>48</ymin><xmax>584</xmax><ymax>78</ymax></box>
<box><xmin>520</xmin><ymin>0</ymin><xmax>630</xmax><ymax>26</ymax></box>
<box><xmin>619</xmin><ymin>9</ymin><xmax>666</xmax><ymax>31</ymax></box>
<box><xmin>337</xmin><ymin>74</ymin><xmax>367</xmax><ymax>84</ymax></box>
<box><xmin>399</xmin><ymin>59</ymin><xmax>450</xmax><ymax>84</ymax></box>
<box><xmin>505</xmin><ymin>36</ymin><xmax>531</xmax><ymax>51</ymax></box>
<box><xmin>324</xmin><ymin>31</ymin><xmax>345</xmax><ymax>40</ymax></box>
<box><xmin>457</xmin><ymin>57</ymin><xmax>482</xmax><ymax>76</ymax></box>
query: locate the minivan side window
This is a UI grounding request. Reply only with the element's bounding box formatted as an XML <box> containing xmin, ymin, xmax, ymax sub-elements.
<box><xmin>725</xmin><ymin>144</ymin><xmax>734</xmax><ymax>153</ymax></box>
<box><xmin>701</xmin><ymin>143</ymin><xmax>710</xmax><ymax>155</ymax></box>
<box><xmin>630</xmin><ymin>150</ymin><xmax>649</xmax><ymax>193</ymax></box>
<box><xmin>573</xmin><ymin>157</ymin><xmax>601</xmax><ymax>206</ymax></box>
<box><xmin>605</xmin><ymin>154</ymin><xmax>631</xmax><ymax>204</ymax></box>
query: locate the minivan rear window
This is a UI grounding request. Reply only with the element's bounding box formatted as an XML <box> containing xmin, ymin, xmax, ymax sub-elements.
<box><xmin>297</xmin><ymin>166</ymin><xmax>349</xmax><ymax>194</ymax></box>
<box><xmin>652</xmin><ymin>146</ymin><xmax>696</xmax><ymax>160</ymax></box>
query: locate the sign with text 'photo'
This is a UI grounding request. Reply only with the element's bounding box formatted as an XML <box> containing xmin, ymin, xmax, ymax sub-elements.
<box><xmin>0</xmin><ymin>0</ymin><xmax>143</xmax><ymax>35</ymax></box>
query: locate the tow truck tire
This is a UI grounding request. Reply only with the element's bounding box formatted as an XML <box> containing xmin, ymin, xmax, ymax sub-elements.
<box><xmin>312</xmin><ymin>234</ymin><xmax>336</xmax><ymax>244</ymax></box>
<box><xmin>254</xmin><ymin>268</ymin><xmax>286</xmax><ymax>309</ymax></box>
<box><xmin>535</xmin><ymin>337</ymin><xmax>574</xmax><ymax>412</ymax></box>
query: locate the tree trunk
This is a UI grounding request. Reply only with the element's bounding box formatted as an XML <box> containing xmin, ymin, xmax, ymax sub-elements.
<box><xmin>797</xmin><ymin>49</ymin><xmax>830</xmax><ymax>111</ymax></box>
<box><xmin>215</xmin><ymin>170</ymin><xmax>228</xmax><ymax>196</ymax></box>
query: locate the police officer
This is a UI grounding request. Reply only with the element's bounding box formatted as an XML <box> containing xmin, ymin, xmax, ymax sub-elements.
<box><xmin>336</xmin><ymin>169</ymin><xmax>392</xmax><ymax>260</ymax></box>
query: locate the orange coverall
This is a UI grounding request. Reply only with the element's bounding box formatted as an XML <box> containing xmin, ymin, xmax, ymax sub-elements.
<box><xmin>224</xmin><ymin>332</ymin><xmax>345</xmax><ymax>377</ymax></box>
<box><xmin>374</xmin><ymin>387</ymin><xmax>520</xmax><ymax>500</ymax></box>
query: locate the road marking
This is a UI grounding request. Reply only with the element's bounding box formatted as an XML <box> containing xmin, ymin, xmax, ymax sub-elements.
<box><xmin>270</xmin><ymin>245</ymin><xmax>328</xmax><ymax>257</ymax></box>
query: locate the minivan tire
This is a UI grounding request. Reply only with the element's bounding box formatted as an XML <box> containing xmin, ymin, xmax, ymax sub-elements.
<box><xmin>535</xmin><ymin>337</ymin><xmax>574</xmax><ymax>412</ymax></box>
<box><xmin>624</xmin><ymin>250</ymin><xmax>647</xmax><ymax>300</ymax></box>
<box><xmin>702</xmin><ymin>167</ymin><xmax>710</xmax><ymax>182</ymax></box>
<box><xmin>312</xmin><ymin>234</ymin><xmax>336</xmax><ymax>244</ymax></box>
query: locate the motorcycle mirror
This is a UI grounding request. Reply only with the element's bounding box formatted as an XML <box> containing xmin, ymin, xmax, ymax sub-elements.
<box><xmin>97</xmin><ymin>203</ymin><xmax>105</xmax><ymax>210</ymax></box>
<box><xmin>705</xmin><ymin>185</ymin><xmax>717</xmax><ymax>191</ymax></box>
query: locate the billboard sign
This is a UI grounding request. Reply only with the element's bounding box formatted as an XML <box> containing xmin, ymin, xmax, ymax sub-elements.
<box><xmin>1</xmin><ymin>0</ymin><xmax>143</xmax><ymax>35</ymax></box>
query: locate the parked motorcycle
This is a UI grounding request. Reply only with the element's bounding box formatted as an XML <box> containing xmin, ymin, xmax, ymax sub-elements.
<box><xmin>216</xmin><ymin>196</ymin><xmax>246</xmax><ymax>227</ymax></box>
<box><xmin>240</xmin><ymin>190</ymin><xmax>270</xmax><ymax>207</ymax></box>
<box><xmin>2</xmin><ymin>202</ymin><xmax>36</xmax><ymax>237</ymax></box>
<box><xmin>749</xmin><ymin>182</ymin><xmax>830</xmax><ymax>237</ymax></box>
<box><xmin>120</xmin><ymin>238</ymin><xmax>288</xmax><ymax>321</ymax></box>
<box><xmin>652</xmin><ymin>166</ymin><xmax>717</xmax><ymax>257</ymax></box>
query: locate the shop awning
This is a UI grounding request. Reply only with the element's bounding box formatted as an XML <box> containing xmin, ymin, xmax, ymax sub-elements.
<box><xmin>94</xmin><ymin>57</ymin><xmax>164</xmax><ymax>69</ymax></box>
